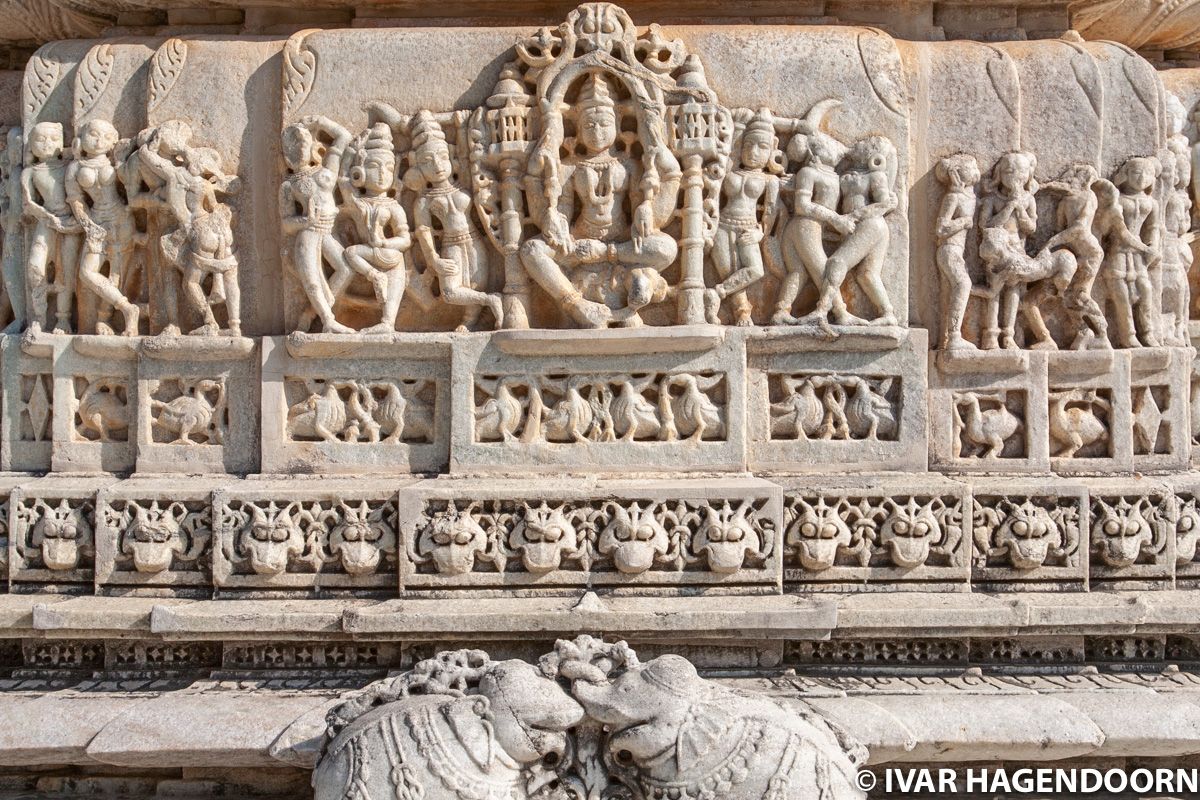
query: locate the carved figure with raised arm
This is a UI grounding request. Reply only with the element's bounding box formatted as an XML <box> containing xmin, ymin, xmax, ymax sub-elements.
<box><xmin>281</xmin><ymin>114</ymin><xmax>353</xmax><ymax>334</ymax></box>
<box><xmin>65</xmin><ymin>119</ymin><xmax>141</xmax><ymax>336</ymax></box>
<box><xmin>136</xmin><ymin>121</ymin><xmax>241</xmax><ymax>336</ymax></box>
<box><xmin>934</xmin><ymin>153</ymin><xmax>980</xmax><ymax>351</ymax></box>
<box><xmin>799</xmin><ymin>135</ymin><xmax>899</xmax><ymax>328</ymax></box>
<box><xmin>706</xmin><ymin>107</ymin><xmax>781</xmax><ymax>326</ymax></box>
<box><xmin>22</xmin><ymin>121</ymin><xmax>82</xmax><ymax>335</ymax></box>
<box><xmin>0</xmin><ymin>127</ymin><xmax>24</xmax><ymax>332</ymax></box>
<box><xmin>520</xmin><ymin>72</ymin><xmax>680</xmax><ymax>328</ymax></box>
<box><xmin>338</xmin><ymin>123</ymin><xmax>412</xmax><ymax>334</ymax></box>
<box><xmin>1041</xmin><ymin>164</ymin><xmax>1108</xmax><ymax>349</ymax></box>
<box><xmin>1095</xmin><ymin>156</ymin><xmax>1162</xmax><ymax>348</ymax></box>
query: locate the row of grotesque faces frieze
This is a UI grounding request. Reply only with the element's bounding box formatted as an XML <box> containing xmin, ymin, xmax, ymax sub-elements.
<box><xmin>311</xmin><ymin>635</ymin><xmax>868</xmax><ymax>800</ymax></box>
<box><xmin>0</xmin><ymin>0</ymin><xmax>1193</xmax><ymax>347</ymax></box>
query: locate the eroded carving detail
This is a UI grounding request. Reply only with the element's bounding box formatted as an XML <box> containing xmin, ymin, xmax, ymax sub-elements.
<box><xmin>285</xmin><ymin>378</ymin><xmax>435</xmax><ymax>444</ymax></box>
<box><xmin>769</xmin><ymin>373</ymin><xmax>898</xmax><ymax>441</ymax></box>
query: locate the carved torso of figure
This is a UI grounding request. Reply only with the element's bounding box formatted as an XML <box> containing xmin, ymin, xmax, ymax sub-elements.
<box><xmin>567</xmin><ymin>153</ymin><xmax>632</xmax><ymax>242</ymax></box>
<box><xmin>28</xmin><ymin>160</ymin><xmax>73</xmax><ymax>221</ymax></box>
<box><xmin>723</xmin><ymin>168</ymin><xmax>772</xmax><ymax>226</ymax></box>
<box><xmin>1118</xmin><ymin>192</ymin><xmax>1157</xmax><ymax>254</ymax></box>
<box><xmin>420</xmin><ymin>183</ymin><xmax>477</xmax><ymax>243</ymax></box>
<box><xmin>838</xmin><ymin>165</ymin><xmax>890</xmax><ymax>217</ymax></box>
<box><xmin>347</xmin><ymin>194</ymin><xmax>406</xmax><ymax>252</ymax></box>
<box><xmin>795</xmin><ymin>163</ymin><xmax>839</xmax><ymax>219</ymax></box>
<box><xmin>73</xmin><ymin>156</ymin><xmax>122</xmax><ymax>216</ymax></box>
<box><xmin>285</xmin><ymin>166</ymin><xmax>339</xmax><ymax>233</ymax></box>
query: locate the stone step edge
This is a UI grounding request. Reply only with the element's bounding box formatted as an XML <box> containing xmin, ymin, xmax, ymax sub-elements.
<box><xmin>0</xmin><ymin>590</ymin><xmax>1197</xmax><ymax>639</ymax></box>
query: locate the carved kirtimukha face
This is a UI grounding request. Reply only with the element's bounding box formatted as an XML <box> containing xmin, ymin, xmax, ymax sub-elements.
<box><xmin>1092</xmin><ymin>500</ymin><xmax>1154</xmax><ymax>568</ymax></box>
<box><xmin>514</xmin><ymin>503</ymin><xmax>578</xmax><ymax>574</ymax></box>
<box><xmin>787</xmin><ymin>498</ymin><xmax>853</xmax><ymax>572</ymax></box>
<box><xmin>242</xmin><ymin>505</ymin><xmax>305</xmax><ymax>575</ymax></box>
<box><xmin>31</xmin><ymin>501</ymin><xmax>91</xmax><ymax>571</ymax></box>
<box><xmin>598</xmin><ymin>503</ymin><xmax>669</xmax><ymax>574</ymax></box>
<box><xmin>329</xmin><ymin>502</ymin><xmax>392</xmax><ymax>576</ymax></box>
<box><xmin>995</xmin><ymin>502</ymin><xmax>1057</xmax><ymax>570</ymax></box>
<box><xmin>29</xmin><ymin>123</ymin><xmax>63</xmax><ymax>162</ymax></box>
<box><xmin>126</xmin><ymin>507</ymin><xmax>184</xmax><ymax>573</ymax></box>
<box><xmin>1177</xmin><ymin>498</ymin><xmax>1200</xmax><ymax>565</ymax></box>
<box><xmin>879</xmin><ymin>500</ymin><xmax>940</xmax><ymax>569</ymax></box>
<box><xmin>425</xmin><ymin>511</ymin><xmax>488</xmax><ymax>575</ymax></box>
<box><xmin>694</xmin><ymin>504</ymin><xmax>757</xmax><ymax>574</ymax></box>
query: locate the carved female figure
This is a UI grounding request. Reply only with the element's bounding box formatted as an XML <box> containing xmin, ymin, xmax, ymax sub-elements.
<box><xmin>281</xmin><ymin>115</ymin><xmax>354</xmax><ymax>334</ymax></box>
<box><xmin>339</xmin><ymin>123</ymin><xmax>412</xmax><ymax>334</ymax></box>
<box><xmin>22</xmin><ymin>122</ymin><xmax>82</xmax><ymax>334</ymax></box>
<box><xmin>407</xmin><ymin>111</ymin><xmax>503</xmax><ymax>331</ymax></box>
<box><xmin>933</xmin><ymin>153</ymin><xmax>980</xmax><ymax>351</ymax></box>
<box><xmin>65</xmin><ymin>119</ymin><xmax>141</xmax><ymax>336</ymax></box>
<box><xmin>1096</xmin><ymin>156</ymin><xmax>1161</xmax><ymax>348</ymax></box>
<box><xmin>977</xmin><ymin>151</ymin><xmax>1038</xmax><ymax>349</ymax></box>
<box><xmin>706</xmin><ymin>108</ymin><xmax>782</xmax><ymax>326</ymax></box>
<box><xmin>800</xmin><ymin>135</ymin><xmax>898</xmax><ymax>328</ymax></box>
<box><xmin>137</xmin><ymin>122</ymin><xmax>241</xmax><ymax>336</ymax></box>
<box><xmin>1041</xmin><ymin>164</ymin><xmax>1108</xmax><ymax>349</ymax></box>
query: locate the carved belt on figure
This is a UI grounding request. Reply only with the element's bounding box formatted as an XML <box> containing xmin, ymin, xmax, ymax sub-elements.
<box><xmin>439</xmin><ymin>229</ymin><xmax>478</xmax><ymax>247</ymax></box>
<box><xmin>719</xmin><ymin>215</ymin><xmax>759</xmax><ymax>231</ymax></box>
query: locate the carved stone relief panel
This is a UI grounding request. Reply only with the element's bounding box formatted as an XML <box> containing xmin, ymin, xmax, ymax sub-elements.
<box><xmin>261</xmin><ymin>335</ymin><xmax>450</xmax><ymax>474</ymax></box>
<box><xmin>450</xmin><ymin>330</ymin><xmax>747</xmax><ymax>474</ymax></box>
<box><xmin>395</xmin><ymin>478</ymin><xmax>781</xmax><ymax>590</ymax></box>
<box><xmin>970</xmin><ymin>478</ymin><xmax>1087</xmax><ymax>590</ymax></box>
<box><xmin>52</xmin><ymin>336</ymin><xmax>137</xmax><ymax>473</ymax></box>
<box><xmin>136</xmin><ymin>336</ymin><xmax>258</xmax><ymax>474</ymax></box>
<box><xmin>1047</xmin><ymin>351</ymin><xmax>1133</xmax><ymax>474</ymax></box>
<box><xmin>929</xmin><ymin>350</ymin><xmax>1051</xmax><ymax>473</ymax></box>
<box><xmin>0</xmin><ymin>336</ymin><xmax>52</xmax><ymax>471</ymax></box>
<box><xmin>1129</xmin><ymin>347</ymin><xmax>1190</xmax><ymax>472</ymax></box>
<box><xmin>1088</xmin><ymin>481</ymin><xmax>1175</xmax><ymax>590</ymax></box>
<box><xmin>94</xmin><ymin>482</ymin><xmax>212</xmax><ymax>590</ymax></box>
<box><xmin>8</xmin><ymin>477</ymin><xmax>111</xmax><ymax>588</ymax></box>
<box><xmin>748</xmin><ymin>328</ymin><xmax>926</xmax><ymax>473</ymax></box>
<box><xmin>778</xmin><ymin>475</ymin><xmax>969</xmax><ymax>589</ymax></box>
<box><xmin>213</xmin><ymin>483</ymin><xmax>403</xmax><ymax>591</ymax></box>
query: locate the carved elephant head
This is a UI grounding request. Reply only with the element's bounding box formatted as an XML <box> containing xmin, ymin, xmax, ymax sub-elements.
<box><xmin>313</xmin><ymin>654</ymin><xmax>584</xmax><ymax>800</ymax></box>
<box><xmin>567</xmin><ymin>651</ymin><xmax>866</xmax><ymax>799</ymax></box>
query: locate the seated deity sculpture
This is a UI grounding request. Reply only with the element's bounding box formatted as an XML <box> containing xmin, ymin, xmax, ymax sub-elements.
<box><xmin>22</xmin><ymin>121</ymin><xmax>82</xmax><ymax>335</ymax></box>
<box><xmin>520</xmin><ymin>72</ymin><xmax>680</xmax><ymax>328</ymax></box>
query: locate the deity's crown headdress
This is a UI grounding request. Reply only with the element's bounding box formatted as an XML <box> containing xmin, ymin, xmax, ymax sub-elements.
<box><xmin>576</xmin><ymin>72</ymin><xmax>616</xmax><ymax>113</ymax></box>
<box><xmin>410</xmin><ymin>111</ymin><xmax>447</xmax><ymax>150</ymax></box>
<box><xmin>745</xmin><ymin>108</ymin><xmax>775</xmax><ymax>139</ymax></box>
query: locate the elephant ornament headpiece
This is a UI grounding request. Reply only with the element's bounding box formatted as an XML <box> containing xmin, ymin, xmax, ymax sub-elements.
<box><xmin>548</xmin><ymin>635</ymin><xmax>868</xmax><ymax>800</ymax></box>
<box><xmin>314</xmin><ymin>649</ymin><xmax>584</xmax><ymax>800</ymax></box>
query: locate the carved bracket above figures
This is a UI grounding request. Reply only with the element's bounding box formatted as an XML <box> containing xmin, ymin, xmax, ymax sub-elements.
<box><xmin>277</xmin><ymin>1</ymin><xmax>908</xmax><ymax>337</ymax></box>
<box><xmin>309</xmin><ymin>636</ymin><xmax>867</xmax><ymax>800</ymax></box>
